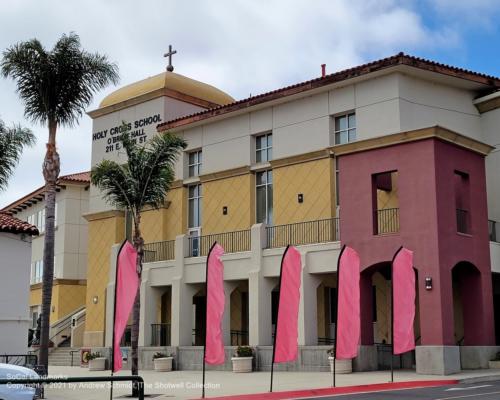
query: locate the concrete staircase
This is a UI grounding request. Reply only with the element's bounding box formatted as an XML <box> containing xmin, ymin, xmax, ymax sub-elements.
<box><xmin>48</xmin><ymin>347</ymin><xmax>80</xmax><ymax>366</ymax></box>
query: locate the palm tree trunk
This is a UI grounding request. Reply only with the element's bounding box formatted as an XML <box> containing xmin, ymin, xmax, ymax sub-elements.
<box><xmin>39</xmin><ymin>120</ymin><xmax>60</xmax><ymax>372</ymax></box>
<box><xmin>131</xmin><ymin>214</ymin><xmax>144</xmax><ymax>396</ymax></box>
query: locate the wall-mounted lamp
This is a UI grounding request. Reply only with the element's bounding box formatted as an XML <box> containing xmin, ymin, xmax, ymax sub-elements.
<box><xmin>425</xmin><ymin>277</ymin><xmax>432</xmax><ymax>290</ymax></box>
<box><xmin>298</xmin><ymin>193</ymin><xmax>304</xmax><ymax>203</ymax></box>
<box><xmin>92</xmin><ymin>295</ymin><xmax>99</xmax><ymax>304</ymax></box>
<box><xmin>51</xmin><ymin>305</ymin><xmax>55</xmax><ymax>313</ymax></box>
<box><xmin>222</xmin><ymin>206</ymin><xmax>228</xmax><ymax>215</ymax></box>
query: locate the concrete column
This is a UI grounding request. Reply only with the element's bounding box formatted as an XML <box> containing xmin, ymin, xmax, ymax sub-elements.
<box><xmin>248</xmin><ymin>271</ymin><xmax>275</xmax><ymax>346</ymax></box>
<box><xmin>298</xmin><ymin>256</ymin><xmax>320</xmax><ymax>345</ymax></box>
<box><xmin>105</xmin><ymin>244</ymin><xmax>121</xmax><ymax>347</ymax></box>
<box><xmin>170</xmin><ymin>278</ymin><xmax>197</xmax><ymax>346</ymax></box>
<box><xmin>223</xmin><ymin>281</ymin><xmax>238</xmax><ymax>345</ymax></box>
<box><xmin>138</xmin><ymin>270</ymin><xmax>158</xmax><ymax>346</ymax></box>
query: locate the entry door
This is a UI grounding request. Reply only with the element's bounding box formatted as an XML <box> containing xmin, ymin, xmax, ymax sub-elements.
<box><xmin>328</xmin><ymin>287</ymin><xmax>337</xmax><ymax>341</ymax></box>
<box><xmin>188</xmin><ymin>227</ymin><xmax>201</xmax><ymax>257</ymax></box>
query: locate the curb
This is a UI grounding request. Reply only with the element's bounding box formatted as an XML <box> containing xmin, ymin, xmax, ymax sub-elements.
<box><xmin>459</xmin><ymin>374</ymin><xmax>500</xmax><ymax>384</ymax></box>
<box><xmin>201</xmin><ymin>379</ymin><xmax>459</xmax><ymax>400</ymax></box>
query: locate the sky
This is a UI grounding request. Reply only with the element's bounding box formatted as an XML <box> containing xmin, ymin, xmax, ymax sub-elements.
<box><xmin>0</xmin><ymin>0</ymin><xmax>499</xmax><ymax>208</ymax></box>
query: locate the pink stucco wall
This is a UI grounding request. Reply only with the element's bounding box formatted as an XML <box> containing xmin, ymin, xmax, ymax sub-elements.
<box><xmin>338</xmin><ymin>138</ymin><xmax>494</xmax><ymax>346</ymax></box>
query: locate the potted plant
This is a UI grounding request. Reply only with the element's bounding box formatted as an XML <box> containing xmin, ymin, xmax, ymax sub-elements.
<box><xmin>326</xmin><ymin>347</ymin><xmax>352</xmax><ymax>374</ymax></box>
<box><xmin>231</xmin><ymin>346</ymin><xmax>253</xmax><ymax>373</ymax></box>
<box><xmin>153</xmin><ymin>352</ymin><xmax>174</xmax><ymax>372</ymax></box>
<box><xmin>489</xmin><ymin>352</ymin><xmax>500</xmax><ymax>369</ymax></box>
<box><xmin>87</xmin><ymin>352</ymin><xmax>106</xmax><ymax>371</ymax></box>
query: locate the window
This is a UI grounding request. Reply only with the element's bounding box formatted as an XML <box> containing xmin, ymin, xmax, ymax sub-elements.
<box><xmin>256</xmin><ymin>170</ymin><xmax>273</xmax><ymax>224</ymax></box>
<box><xmin>37</xmin><ymin>209</ymin><xmax>46</xmax><ymax>233</ymax></box>
<box><xmin>334</xmin><ymin>113</ymin><xmax>356</xmax><ymax>145</ymax></box>
<box><xmin>188</xmin><ymin>184</ymin><xmax>202</xmax><ymax>228</ymax></box>
<box><xmin>256</xmin><ymin>133</ymin><xmax>272</xmax><ymax>163</ymax></box>
<box><xmin>188</xmin><ymin>150</ymin><xmax>202</xmax><ymax>177</ymax></box>
<box><xmin>31</xmin><ymin>260</ymin><xmax>43</xmax><ymax>284</ymax></box>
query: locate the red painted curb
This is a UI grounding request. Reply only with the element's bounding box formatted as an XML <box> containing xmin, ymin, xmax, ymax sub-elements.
<box><xmin>200</xmin><ymin>379</ymin><xmax>459</xmax><ymax>400</ymax></box>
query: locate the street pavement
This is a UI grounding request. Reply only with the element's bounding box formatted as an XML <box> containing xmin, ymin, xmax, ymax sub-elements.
<box><xmin>41</xmin><ymin>366</ymin><xmax>500</xmax><ymax>399</ymax></box>
<box><xmin>301</xmin><ymin>381</ymin><xmax>500</xmax><ymax>399</ymax></box>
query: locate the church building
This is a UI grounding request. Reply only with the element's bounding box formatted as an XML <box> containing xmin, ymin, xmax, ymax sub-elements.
<box><xmin>83</xmin><ymin>52</ymin><xmax>500</xmax><ymax>375</ymax></box>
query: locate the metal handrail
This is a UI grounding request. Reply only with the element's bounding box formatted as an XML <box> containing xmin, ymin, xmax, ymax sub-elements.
<box><xmin>187</xmin><ymin>229</ymin><xmax>251</xmax><ymax>257</ymax></box>
<box><xmin>266</xmin><ymin>217</ymin><xmax>340</xmax><ymax>249</ymax></box>
<box><xmin>144</xmin><ymin>240</ymin><xmax>175</xmax><ymax>263</ymax></box>
<box><xmin>375</xmin><ymin>208</ymin><xmax>399</xmax><ymax>234</ymax></box>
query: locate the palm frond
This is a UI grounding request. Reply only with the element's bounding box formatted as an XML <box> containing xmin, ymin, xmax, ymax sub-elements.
<box><xmin>1</xmin><ymin>32</ymin><xmax>119</xmax><ymax>128</ymax></box>
<box><xmin>0</xmin><ymin>119</ymin><xmax>35</xmax><ymax>191</ymax></box>
<box><xmin>91</xmin><ymin>131</ymin><xmax>187</xmax><ymax>217</ymax></box>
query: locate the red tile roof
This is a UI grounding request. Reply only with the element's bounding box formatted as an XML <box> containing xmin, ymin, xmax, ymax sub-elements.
<box><xmin>0</xmin><ymin>212</ymin><xmax>39</xmax><ymax>235</ymax></box>
<box><xmin>1</xmin><ymin>171</ymin><xmax>90</xmax><ymax>214</ymax></box>
<box><xmin>60</xmin><ymin>171</ymin><xmax>90</xmax><ymax>183</ymax></box>
<box><xmin>157</xmin><ymin>52</ymin><xmax>500</xmax><ymax>131</ymax></box>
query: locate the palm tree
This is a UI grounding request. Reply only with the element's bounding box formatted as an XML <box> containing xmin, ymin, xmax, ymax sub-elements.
<box><xmin>0</xmin><ymin>118</ymin><xmax>35</xmax><ymax>191</ymax></box>
<box><xmin>1</xmin><ymin>33</ymin><xmax>119</xmax><ymax>370</ymax></box>
<box><xmin>91</xmin><ymin>127</ymin><xmax>186</xmax><ymax>393</ymax></box>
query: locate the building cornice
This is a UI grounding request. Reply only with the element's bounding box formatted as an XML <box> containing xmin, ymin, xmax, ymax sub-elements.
<box><xmin>473</xmin><ymin>91</ymin><xmax>500</xmax><ymax>113</ymax></box>
<box><xmin>199</xmin><ymin>166</ymin><xmax>251</xmax><ymax>183</ymax></box>
<box><xmin>87</xmin><ymin>87</ymin><xmax>218</xmax><ymax>119</ymax></box>
<box><xmin>83</xmin><ymin>209</ymin><xmax>125</xmax><ymax>222</ymax></box>
<box><xmin>270</xmin><ymin>149</ymin><xmax>331</xmax><ymax>169</ymax></box>
<box><xmin>331</xmin><ymin>126</ymin><xmax>494</xmax><ymax>157</ymax></box>
<box><xmin>31</xmin><ymin>279</ymin><xmax>87</xmax><ymax>289</ymax></box>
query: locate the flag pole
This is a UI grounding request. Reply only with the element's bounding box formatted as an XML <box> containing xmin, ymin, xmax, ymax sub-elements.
<box><xmin>202</xmin><ymin>241</ymin><xmax>218</xmax><ymax>399</ymax></box>
<box><xmin>333</xmin><ymin>244</ymin><xmax>346</xmax><ymax>387</ymax></box>
<box><xmin>110</xmin><ymin>240</ymin><xmax>127</xmax><ymax>400</ymax></box>
<box><xmin>390</xmin><ymin>246</ymin><xmax>403</xmax><ymax>384</ymax></box>
<box><xmin>270</xmin><ymin>244</ymin><xmax>290</xmax><ymax>393</ymax></box>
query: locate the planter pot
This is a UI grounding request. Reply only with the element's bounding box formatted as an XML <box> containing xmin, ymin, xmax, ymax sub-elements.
<box><xmin>489</xmin><ymin>360</ymin><xmax>500</xmax><ymax>369</ymax></box>
<box><xmin>88</xmin><ymin>357</ymin><xmax>106</xmax><ymax>371</ymax></box>
<box><xmin>328</xmin><ymin>357</ymin><xmax>352</xmax><ymax>374</ymax></box>
<box><xmin>231</xmin><ymin>357</ymin><xmax>253</xmax><ymax>373</ymax></box>
<box><xmin>154</xmin><ymin>357</ymin><xmax>173</xmax><ymax>372</ymax></box>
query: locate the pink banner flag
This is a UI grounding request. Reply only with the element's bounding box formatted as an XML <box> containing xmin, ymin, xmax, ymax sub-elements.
<box><xmin>113</xmin><ymin>241</ymin><xmax>139</xmax><ymax>373</ymax></box>
<box><xmin>274</xmin><ymin>246</ymin><xmax>302</xmax><ymax>363</ymax></box>
<box><xmin>393</xmin><ymin>247</ymin><xmax>415</xmax><ymax>355</ymax></box>
<box><xmin>204</xmin><ymin>243</ymin><xmax>226</xmax><ymax>365</ymax></box>
<box><xmin>336</xmin><ymin>246</ymin><xmax>361</xmax><ymax>360</ymax></box>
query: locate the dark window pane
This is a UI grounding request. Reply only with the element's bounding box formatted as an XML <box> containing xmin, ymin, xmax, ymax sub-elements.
<box><xmin>348</xmin><ymin>113</ymin><xmax>356</xmax><ymax>128</ymax></box>
<box><xmin>267</xmin><ymin>184</ymin><xmax>273</xmax><ymax>224</ymax></box>
<box><xmin>267</xmin><ymin>147</ymin><xmax>272</xmax><ymax>161</ymax></box>
<box><xmin>189</xmin><ymin>152</ymin><xmax>196</xmax><ymax>164</ymax></box>
<box><xmin>256</xmin><ymin>186</ymin><xmax>266</xmax><ymax>223</ymax></box>
<box><xmin>267</xmin><ymin>134</ymin><xmax>272</xmax><ymax>147</ymax></box>
<box><xmin>336</xmin><ymin>116</ymin><xmax>347</xmax><ymax>131</ymax></box>
<box><xmin>267</xmin><ymin>170</ymin><xmax>273</xmax><ymax>184</ymax></box>
<box><xmin>256</xmin><ymin>171</ymin><xmax>266</xmax><ymax>185</ymax></box>
<box><xmin>348</xmin><ymin>128</ymin><xmax>356</xmax><ymax>142</ymax></box>
<box><xmin>256</xmin><ymin>135</ymin><xmax>263</xmax><ymax>150</ymax></box>
<box><xmin>189</xmin><ymin>165</ymin><xmax>195</xmax><ymax>177</ymax></box>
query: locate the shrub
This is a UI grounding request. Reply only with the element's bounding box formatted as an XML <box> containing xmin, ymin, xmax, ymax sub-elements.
<box><xmin>153</xmin><ymin>352</ymin><xmax>171</xmax><ymax>360</ymax></box>
<box><xmin>235</xmin><ymin>346</ymin><xmax>253</xmax><ymax>357</ymax></box>
<box><xmin>87</xmin><ymin>352</ymin><xmax>101</xmax><ymax>361</ymax></box>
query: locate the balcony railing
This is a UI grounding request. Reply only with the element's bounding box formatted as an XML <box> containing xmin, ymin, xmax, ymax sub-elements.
<box><xmin>375</xmin><ymin>208</ymin><xmax>399</xmax><ymax>235</ymax></box>
<box><xmin>489</xmin><ymin>220</ymin><xmax>498</xmax><ymax>242</ymax></box>
<box><xmin>151</xmin><ymin>323</ymin><xmax>171</xmax><ymax>346</ymax></box>
<box><xmin>456</xmin><ymin>208</ymin><xmax>469</xmax><ymax>234</ymax></box>
<box><xmin>187</xmin><ymin>229</ymin><xmax>251</xmax><ymax>257</ymax></box>
<box><xmin>266</xmin><ymin>218</ymin><xmax>340</xmax><ymax>249</ymax></box>
<box><xmin>230</xmin><ymin>330</ymin><xmax>249</xmax><ymax>346</ymax></box>
<box><xmin>143</xmin><ymin>240</ymin><xmax>175</xmax><ymax>263</ymax></box>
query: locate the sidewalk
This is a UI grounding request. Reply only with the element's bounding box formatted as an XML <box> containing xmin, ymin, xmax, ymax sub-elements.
<box><xmin>43</xmin><ymin>366</ymin><xmax>500</xmax><ymax>399</ymax></box>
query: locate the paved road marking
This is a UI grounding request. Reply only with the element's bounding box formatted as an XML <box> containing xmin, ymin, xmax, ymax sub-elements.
<box><xmin>436</xmin><ymin>390</ymin><xmax>500</xmax><ymax>400</ymax></box>
<box><xmin>445</xmin><ymin>385</ymin><xmax>493</xmax><ymax>391</ymax></box>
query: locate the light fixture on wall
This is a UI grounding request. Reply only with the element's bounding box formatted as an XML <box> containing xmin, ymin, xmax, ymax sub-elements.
<box><xmin>93</xmin><ymin>295</ymin><xmax>99</xmax><ymax>304</ymax></box>
<box><xmin>425</xmin><ymin>277</ymin><xmax>432</xmax><ymax>290</ymax></box>
<box><xmin>222</xmin><ymin>206</ymin><xmax>228</xmax><ymax>215</ymax></box>
<box><xmin>298</xmin><ymin>193</ymin><xmax>304</xmax><ymax>203</ymax></box>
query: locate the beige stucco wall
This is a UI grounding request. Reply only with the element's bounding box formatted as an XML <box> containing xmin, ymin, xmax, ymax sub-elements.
<box><xmin>84</xmin><ymin>214</ymin><xmax>124</xmax><ymax>346</ymax></box>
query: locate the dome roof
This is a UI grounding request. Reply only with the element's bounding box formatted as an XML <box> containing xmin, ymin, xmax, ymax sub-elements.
<box><xmin>99</xmin><ymin>71</ymin><xmax>235</xmax><ymax>108</ymax></box>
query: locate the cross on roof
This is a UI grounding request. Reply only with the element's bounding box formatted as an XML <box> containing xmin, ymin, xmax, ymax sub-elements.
<box><xmin>164</xmin><ymin>45</ymin><xmax>177</xmax><ymax>72</ymax></box>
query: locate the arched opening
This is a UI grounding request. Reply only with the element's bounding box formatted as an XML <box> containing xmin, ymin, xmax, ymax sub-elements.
<box><xmin>452</xmin><ymin>261</ymin><xmax>482</xmax><ymax>346</ymax></box>
<box><xmin>360</xmin><ymin>261</ymin><xmax>419</xmax><ymax>370</ymax></box>
<box><xmin>152</xmin><ymin>286</ymin><xmax>171</xmax><ymax>346</ymax></box>
<box><xmin>230</xmin><ymin>282</ymin><xmax>249</xmax><ymax>345</ymax></box>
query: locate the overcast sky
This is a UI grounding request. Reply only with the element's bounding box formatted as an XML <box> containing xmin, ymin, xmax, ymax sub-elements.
<box><xmin>1</xmin><ymin>0</ymin><xmax>499</xmax><ymax>208</ymax></box>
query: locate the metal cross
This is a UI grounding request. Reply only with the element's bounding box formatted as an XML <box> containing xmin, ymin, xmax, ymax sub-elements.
<box><xmin>164</xmin><ymin>45</ymin><xmax>177</xmax><ymax>72</ymax></box>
